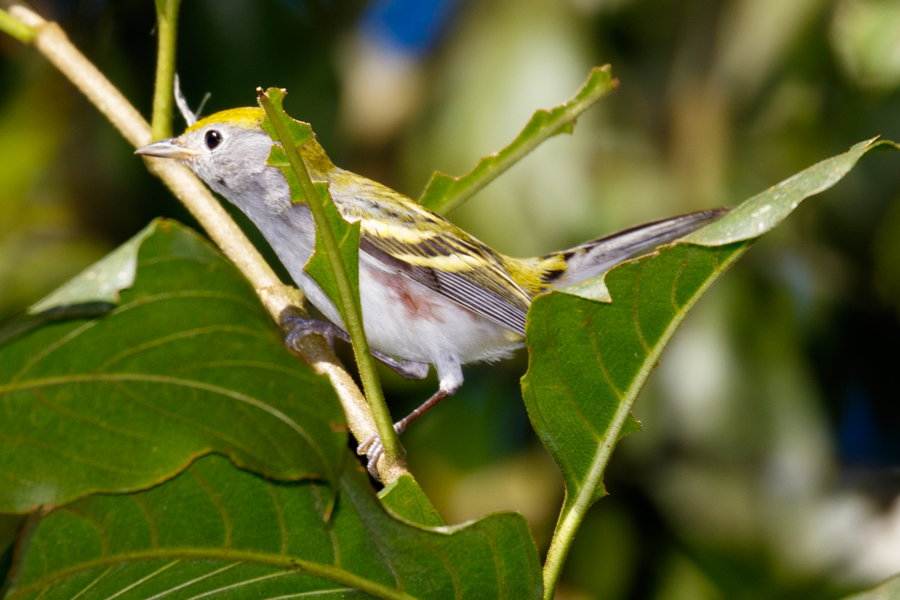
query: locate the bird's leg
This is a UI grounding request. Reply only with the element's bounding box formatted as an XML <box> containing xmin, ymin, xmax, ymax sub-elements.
<box><xmin>358</xmin><ymin>353</ymin><xmax>463</xmax><ymax>479</ymax></box>
<box><xmin>283</xmin><ymin>316</ymin><xmax>429</xmax><ymax>380</ymax></box>
<box><xmin>380</xmin><ymin>354</ymin><xmax>430</xmax><ymax>380</ymax></box>
<box><xmin>357</xmin><ymin>387</ymin><xmax>453</xmax><ymax>478</ymax></box>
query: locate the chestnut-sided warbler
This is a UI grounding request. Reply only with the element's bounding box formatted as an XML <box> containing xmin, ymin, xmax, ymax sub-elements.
<box><xmin>136</xmin><ymin>108</ymin><xmax>725</xmax><ymax>469</ymax></box>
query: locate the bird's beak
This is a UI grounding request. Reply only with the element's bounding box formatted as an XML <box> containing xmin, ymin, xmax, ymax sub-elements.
<box><xmin>134</xmin><ymin>138</ymin><xmax>196</xmax><ymax>160</ymax></box>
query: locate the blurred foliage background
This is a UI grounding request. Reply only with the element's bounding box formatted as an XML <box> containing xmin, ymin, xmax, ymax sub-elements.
<box><xmin>2</xmin><ymin>0</ymin><xmax>900</xmax><ymax>598</ymax></box>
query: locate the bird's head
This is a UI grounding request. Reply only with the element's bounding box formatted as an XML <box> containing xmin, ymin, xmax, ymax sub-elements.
<box><xmin>136</xmin><ymin>108</ymin><xmax>282</xmax><ymax>203</ymax></box>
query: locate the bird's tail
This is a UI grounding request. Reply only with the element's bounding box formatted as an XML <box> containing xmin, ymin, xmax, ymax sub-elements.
<box><xmin>530</xmin><ymin>207</ymin><xmax>728</xmax><ymax>289</ymax></box>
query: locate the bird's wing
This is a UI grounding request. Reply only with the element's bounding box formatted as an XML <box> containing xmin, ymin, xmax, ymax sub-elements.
<box><xmin>359</xmin><ymin>225</ymin><xmax>530</xmax><ymax>336</ymax></box>
<box><xmin>327</xmin><ymin>171</ymin><xmax>531</xmax><ymax>335</ymax></box>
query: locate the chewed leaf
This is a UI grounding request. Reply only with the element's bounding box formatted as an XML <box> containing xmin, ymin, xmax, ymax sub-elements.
<box><xmin>418</xmin><ymin>65</ymin><xmax>619</xmax><ymax>215</ymax></box>
<box><xmin>259</xmin><ymin>89</ymin><xmax>362</xmax><ymax>332</ymax></box>
<box><xmin>260</xmin><ymin>88</ymin><xmax>314</xmax><ymax>165</ymax></box>
<box><xmin>28</xmin><ymin>223</ymin><xmax>155</xmax><ymax>314</ymax></box>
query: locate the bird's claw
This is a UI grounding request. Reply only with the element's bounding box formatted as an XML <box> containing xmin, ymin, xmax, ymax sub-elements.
<box><xmin>357</xmin><ymin>421</ymin><xmax>406</xmax><ymax>480</ymax></box>
<box><xmin>282</xmin><ymin>317</ymin><xmax>429</xmax><ymax>380</ymax></box>
<box><xmin>283</xmin><ymin>316</ymin><xmax>349</xmax><ymax>351</ymax></box>
<box><xmin>357</xmin><ymin>434</ymin><xmax>385</xmax><ymax>479</ymax></box>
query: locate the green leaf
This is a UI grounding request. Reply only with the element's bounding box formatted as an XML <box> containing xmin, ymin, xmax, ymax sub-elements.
<box><xmin>526</xmin><ymin>138</ymin><xmax>898</xmax><ymax>513</ymax></box>
<box><xmin>379</xmin><ymin>475</ymin><xmax>446</xmax><ymax>527</ymax></box>
<box><xmin>260</xmin><ymin>90</ymin><xmax>315</xmax><ymax>158</ymax></box>
<box><xmin>524</xmin><ymin>242</ymin><xmax>746</xmax><ymax>511</ymax></box>
<box><xmin>528</xmin><ymin>139</ymin><xmax>899</xmax><ymax>594</ymax></box>
<box><xmin>0</xmin><ymin>219</ymin><xmax>346</xmax><ymax>514</ymax></box>
<box><xmin>418</xmin><ymin>65</ymin><xmax>619</xmax><ymax>214</ymax></box>
<box><xmin>4</xmin><ymin>454</ymin><xmax>542</xmax><ymax>600</ymax></box>
<box><xmin>304</xmin><ymin>177</ymin><xmax>363</xmax><ymax>321</ymax></box>
<box><xmin>262</xmin><ymin>89</ymin><xmax>362</xmax><ymax>330</ymax></box>
<box><xmin>27</xmin><ymin>222</ymin><xmax>154</xmax><ymax>314</ymax></box>
<box><xmin>844</xmin><ymin>574</ymin><xmax>900</xmax><ymax>600</ymax></box>
<box><xmin>685</xmin><ymin>138</ymin><xmax>900</xmax><ymax>246</ymax></box>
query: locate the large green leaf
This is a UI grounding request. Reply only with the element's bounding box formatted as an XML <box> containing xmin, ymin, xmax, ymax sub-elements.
<box><xmin>524</xmin><ymin>139</ymin><xmax>898</xmax><ymax>529</ymax></box>
<box><xmin>3</xmin><ymin>454</ymin><xmax>542</xmax><ymax>600</ymax></box>
<box><xmin>524</xmin><ymin>243</ymin><xmax>746</xmax><ymax>510</ymax></box>
<box><xmin>0</xmin><ymin>220</ymin><xmax>346</xmax><ymax>514</ymax></box>
<box><xmin>418</xmin><ymin>66</ymin><xmax>619</xmax><ymax>215</ymax></box>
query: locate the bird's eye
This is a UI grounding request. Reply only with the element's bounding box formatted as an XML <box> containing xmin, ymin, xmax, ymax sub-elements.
<box><xmin>205</xmin><ymin>129</ymin><xmax>223</xmax><ymax>150</ymax></box>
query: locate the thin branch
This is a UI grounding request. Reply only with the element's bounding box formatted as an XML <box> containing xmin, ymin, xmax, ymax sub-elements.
<box><xmin>0</xmin><ymin>2</ymin><xmax>406</xmax><ymax>483</ymax></box>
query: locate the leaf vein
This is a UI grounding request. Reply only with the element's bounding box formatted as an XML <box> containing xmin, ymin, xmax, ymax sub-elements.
<box><xmin>631</xmin><ymin>262</ymin><xmax>651</xmax><ymax>354</ymax></box>
<box><xmin>94</xmin><ymin>326</ymin><xmax>274</xmax><ymax>373</ymax></box>
<box><xmin>0</xmin><ymin>374</ymin><xmax>327</xmax><ymax>471</ymax></box>
<box><xmin>670</xmin><ymin>248</ymin><xmax>697</xmax><ymax>312</ymax></box>
<box><xmin>101</xmin><ymin>560</ymin><xmax>181</xmax><ymax>600</ymax></box>
<box><xmin>190</xmin><ymin>470</ymin><xmax>233</xmax><ymax>549</ymax></box>
<box><xmin>141</xmin><ymin>563</ymin><xmax>241</xmax><ymax>600</ymax></box>
<box><xmin>67</xmin><ymin>566</ymin><xmax>113</xmax><ymax>600</ymax></box>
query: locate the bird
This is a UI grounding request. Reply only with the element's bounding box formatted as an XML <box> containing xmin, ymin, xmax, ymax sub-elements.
<box><xmin>136</xmin><ymin>107</ymin><xmax>725</xmax><ymax>474</ymax></box>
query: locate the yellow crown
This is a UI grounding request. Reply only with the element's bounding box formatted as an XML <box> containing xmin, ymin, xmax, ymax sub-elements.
<box><xmin>186</xmin><ymin>107</ymin><xmax>264</xmax><ymax>133</ymax></box>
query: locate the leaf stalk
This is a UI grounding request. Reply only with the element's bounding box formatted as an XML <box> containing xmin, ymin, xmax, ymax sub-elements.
<box><xmin>150</xmin><ymin>0</ymin><xmax>182</xmax><ymax>141</ymax></box>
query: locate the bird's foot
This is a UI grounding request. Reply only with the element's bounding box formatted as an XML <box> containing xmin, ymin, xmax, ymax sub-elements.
<box><xmin>284</xmin><ymin>316</ymin><xmax>349</xmax><ymax>350</ymax></box>
<box><xmin>356</xmin><ymin>388</ymin><xmax>451</xmax><ymax>479</ymax></box>
<box><xmin>283</xmin><ymin>316</ymin><xmax>429</xmax><ymax>380</ymax></box>
<box><xmin>357</xmin><ymin>422</ymin><xmax>407</xmax><ymax>480</ymax></box>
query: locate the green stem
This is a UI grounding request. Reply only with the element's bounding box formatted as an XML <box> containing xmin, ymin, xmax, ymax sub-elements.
<box><xmin>258</xmin><ymin>93</ymin><xmax>404</xmax><ymax>469</ymax></box>
<box><xmin>150</xmin><ymin>0</ymin><xmax>182</xmax><ymax>141</ymax></box>
<box><xmin>0</xmin><ymin>8</ymin><xmax>35</xmax><ymax>44</ymax></box>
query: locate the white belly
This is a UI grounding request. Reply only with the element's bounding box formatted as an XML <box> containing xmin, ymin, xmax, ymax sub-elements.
<box><xmin>250</xmin><ymin>203</ymin><xmax>523</xmax><ymax>368</ymax></box>
<box><xmin>294</xmin><ymin>253</ymin><xmax>524</xmax><ymax>367</ymax></box>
